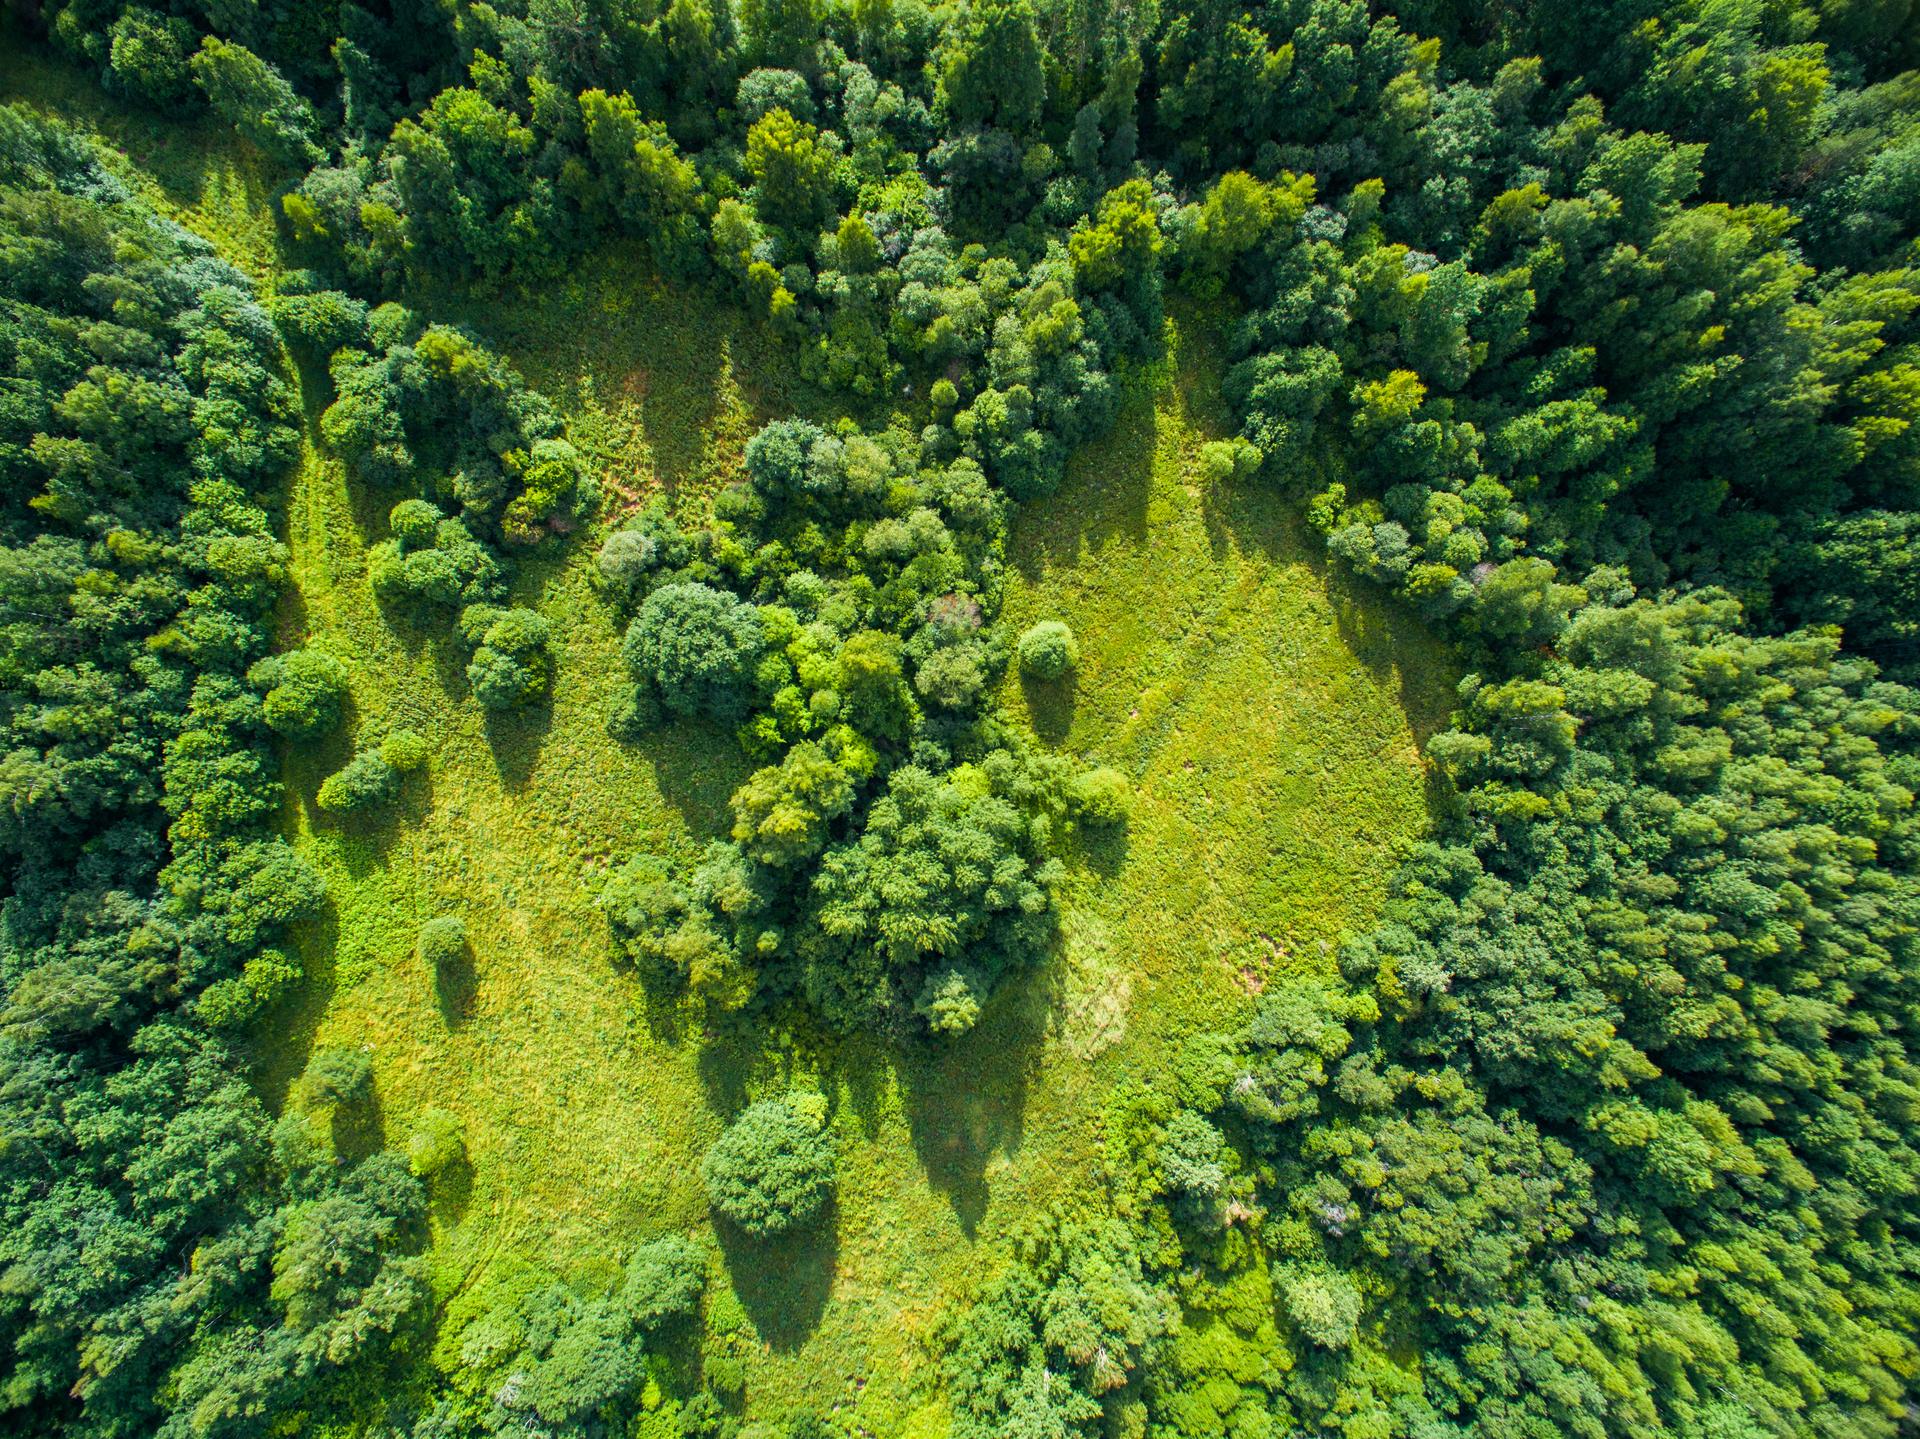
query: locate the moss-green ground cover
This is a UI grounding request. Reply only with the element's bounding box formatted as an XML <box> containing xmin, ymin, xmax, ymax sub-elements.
<box><xmin>3</xmin><ymin>53</ymin><xmax>1453</xmax><ymax>1431</ymax></box>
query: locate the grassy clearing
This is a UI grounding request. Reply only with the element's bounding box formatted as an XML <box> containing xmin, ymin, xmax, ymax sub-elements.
<box><xmin>998</xmin><ymin>310</ymin><xmax>1457</xmax><ymax>1032</ymax></box>
<box><xmin>5</xmin><ymin>48</ymin><xmax>1454</xmax><ymax>1432</ymax></box>
<box><xmin>267</xmin><ymin>299</ymin><xmax>1452</xmax><ymax>1432</ymax></box>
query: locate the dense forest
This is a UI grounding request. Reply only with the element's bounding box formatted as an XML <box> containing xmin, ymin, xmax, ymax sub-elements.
<box><xmin>2</xmin><ymin>0</ymin><xmax>1917</xmax><ymax>1435</ymax></box>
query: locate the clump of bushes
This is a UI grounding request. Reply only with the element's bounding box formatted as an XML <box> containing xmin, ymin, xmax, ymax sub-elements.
<box><xmin>380</xmin><ymin>729</ymin><xmax>430</xmax><ymax>771</ymax></box>
<box><xmin>701</xmin><ymin>1097</ymin><xmax>835</xmax><ymax>1239</ymax></box>
<box><xmin>316</xmin><ymin>749</ymin><xmax>401</xmax><ymax>814</ymax></box>
<box><xmin>464</xmin><ymin>605</ymin><xmax>554</xmax><ymax>710</ymax></box>
<box><xmin>406</xmin><ymin>1108</ymin><xmax>466</xmax><ymax>1179</ymax></box>
<box><xmin>293</xmin><ymin>1047</ymin><xmax>375</xmax><ymax>1111</ymax></box>
<box><xmin>1069</xmin><ymin>765</ymin><xmax>1131</xmax><ymax>829</ymax></box>
<box><xmin>252</xmin><ymin>648</ymin><xmax>350</xmax><ymax>741</ymax></box>
<box><xmin>1017</xmin><ymin>619</ymin><xmax>1078</xmax><ymax>681</ymax></box>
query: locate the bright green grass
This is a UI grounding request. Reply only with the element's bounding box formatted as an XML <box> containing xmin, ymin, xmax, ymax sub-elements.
<box><xmin>3</xmin><ymin>48</ymin><xmax>1453</xmax><ymax>1432</ymax></box>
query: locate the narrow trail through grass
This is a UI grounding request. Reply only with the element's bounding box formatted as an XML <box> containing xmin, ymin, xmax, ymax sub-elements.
<box><xmin>4</xmin><ymin>53</ymin><xmax>1453</xmax><ymax>1432</ymax></box>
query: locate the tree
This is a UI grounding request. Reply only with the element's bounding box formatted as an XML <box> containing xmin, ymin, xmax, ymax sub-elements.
<box><xmin>624</xmin><ymin>582</ymin><xmax>765</xmax><ymax>722</ymax></box>
<box><xmin>1017</xmin><ymin>620</ymin><xmax>1078</xmax><ymax>680</ymax></box>
<box><xmin>937</xmin><ymin>0</ymin><xmax>1047</xmax><ymax>134</ymax></box>
<box><xmin>730</xmin><ymin>740</ymin><xmax>859</xmax><ymax>866</ymax></box>
<box><xmin>801</xmin><ymin>760</ymin><xmax>1059</xmax><ymax>1033</ymax></box>
<box><xmin>416</xmin><ymin>916</ymin><xmax>468</xmax><ymax>971</ymax></box>
<box><xmin>466</xmin><ymin>607</ymin><xmax>553</xmax><ymax>710</ymax></box>
<box><xmin>745</xmin><ymin>108</ymin><xmax>838</xmax><ymax>227</ymax></box>
<box><xmin>253</xmin><ymin>648</ymin><xmax>351</xmax><ymax>741</ymax></box>
<box><xmin>190</xmin><ymin>38</ymin><xmax>324</xmax><ymax>168</ymax></box>
<box><xmin>316</xmin><ymin>749</ymin><xmax>402</xmax><ymax>813</ymax></box>
<box><xmin>701</xmin><ymin>1098</ymin><xmax>836</xmax><ymax>1238</ymax></box>
<box><xmin>619</xmin><ymin>1236</ymin><xmax>708</xmax><ymax>1329</ymax></box>
<box><xmin>945</xmin><ymin>1213</ymin><xmax>1173</xmax><ymax>1439</ymax></box>
<box><xmin>406</xmin><ymin>1108</ymin><xmax>466</xmax><ymax>1179</ymax></box>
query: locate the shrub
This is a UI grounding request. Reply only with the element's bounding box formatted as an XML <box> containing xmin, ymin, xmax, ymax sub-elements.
<box><xmin>406</xmin><ymin>1108</ymin><xmax>466</xmax><ymax>1179</ymax></box>
<box><xmin>1197</xmin><ymin>437</ymin><xmax>1261</xmax><ymax>483</ymax></box>
<box><xmin>316</xmin><ymin>750</ymin><xmax>401</xmax><ymax>814</ymax></box>
<box><xmin>914</xmin><ymin>967</ymin><xmax>983</xmax><ymax>1034</ymax></box>
<box><xmin>701</xmin><ymin>1098</ymin><xmax>836</xmax><ymax>1238</ymax></box>
<box><xmin>619</xmin><ymin>1236</ymin><xmax>708</xmax><ymax>1329</ymax></box>
<box><xmin>388</xmin><ymin>498</ymin><xmax>443</xmax><ymax>549</ymax></box>
<box><xmin>416</xmin><ymin>915</ymin><xmax>468</xmax><ymax>971</ymax></box>
<box><xmin>467</xmin><ymin>607</ymin><xmax>553</xmax><ymax>709</ymax></box>
<box><xmin>1017</xmin><ymin>620</ymin><xmax>1078</xmax><ymax>681</ymax></box>
<box><xmin>1069</xmin><ymin>765</ymin><xmax>1130</xmax><ymax>828</ymax></box>
<box><xmin>270</xmin><ymin>290</ymin><xmax>370</xmax><ymax>354</ymax></box>
<box><xmin>380</xmin><ymin>730</ymin><xmax>430</xmax><ymax>771</ymax></box>
<box><xmin>197</xmin><ymin>950</ymin><xmax>303</xmax><ymax>1030</ymax></box>
<box><xmin>255</xmin><ymin>648</ymin><xmax>350</xmax><ymax>741</ymax></box>
<box><xmin>295</xmin><ymin>1047</ymin><xmax>374</xmax><ymax>1111</ymax></box>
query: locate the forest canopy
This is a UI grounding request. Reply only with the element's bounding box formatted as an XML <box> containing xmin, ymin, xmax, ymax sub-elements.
<box><xmin>4</xmin><ymin>0</ymin><xmax>1919</xmax><ymax>1436</ymax></box>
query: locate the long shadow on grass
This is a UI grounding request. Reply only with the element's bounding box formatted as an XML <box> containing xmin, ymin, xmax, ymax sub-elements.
<box><xmin>246</xmin><ymin>889</ymin><xmax>341</xmax><ymax>1114</ymax></box>
<box><xmin>1010</xmin><ymin>389</ymin><xmax>1156</xmax><ymax>583</ymax></box>
<box><xmin>483</xmin><ymin>700</ymin><xmax>554</xmax><ymax>790</ymax></box>
<box><xmin>897</xmin><ymin>963</ymin><xmax>1052</xmax><ymax>1237</ymax></box>
<box><xmin>1021</xmin><ymin>672</ymin><xmax>1077</xmax><ymax>745</ymax></box>
<box><xmin>711</xmin><ymin>1208</ymin><xmax>840</xmax><ymax>1352</ymax></box>
<box><xmin>332</xmin><ymin>1086</ymin><xmax>388</xmax><ymax>1166</ymax></box>
<box><xmin>435</xmin><ymin>943</ymin><xmax>480</xmax><ymax>1028</ymax></box>
<box><xmin>429</xmin><ymin>1153</ymin><xmax>475</xmax><ymax>1226</ymax></box>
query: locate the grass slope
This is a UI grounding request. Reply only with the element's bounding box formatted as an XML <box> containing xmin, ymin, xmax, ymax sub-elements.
<box><xmin>2</xmin><ymin>51</ymin><xmax>1454</xmax><ymax>1433</ymax></box>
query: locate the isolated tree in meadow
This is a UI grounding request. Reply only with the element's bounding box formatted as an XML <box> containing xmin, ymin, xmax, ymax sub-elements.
<box><xmin>701</xmin><ymin>1097</ymin><xmax>836</xmax><ymax>1238</ymax></box>
<box><xmin>1018</xmin><ymin>620</ymin><xmax>1078</xmax><ymax>681</ymax></box>
<box><xmin>416</xmin><ymin>915</ymin><xmax>469</xmax><ymax>972</ymax></box>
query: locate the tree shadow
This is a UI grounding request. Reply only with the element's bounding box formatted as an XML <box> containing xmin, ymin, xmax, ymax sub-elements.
<box><xmin>332</xmin><ymin>1085</ymin><xmax>387</xmax><ymax>1167</ymax></box>
<box><xmin>898</xmin><ymin>963</ymin><xmax>1052</xmax><ymax>1237</ymax></box>
<box><xmin>429</xmin><ymin>1153</ymin><xmax>475</xmax><ymax>1226</ymax></box>
<box><xmin>694</xmin><ymin>1006</ymin><xmax>835</xmax><ymax>1116</ymax></box>
<box><xmin>247</xmin><ymin>888</ymin><xmax>341</xmax><ymax>1114</ymax></box>
<box><xmin>482</xmin><ymin>699</ymin><xmax>554</xmax><ymax>791</ymax></box>
<box><xmin>1324</xmin><ymin>565</ymin><xmax>1458</xmax><ymax>745</ymax></box>
<box><xmin>711</xmin><ymin>1208</ymin><xmax>840</xmax><ymax>1353</ymax></box>
<box><xmin>1021</xmin><ymin>672</ymin><xmax>1077</xmax><ymax>745</ymax></box>
<box><xmin>638</xmin><ymin>722</ymin><xmax>752</xmax><ymax>837</ymax></box>
<box><xmin>434</xmin><ymin>944</ymin><xmax>479</xmax><ymax>1028</ymax></box>
<box><xmin>1010</xmin><ymin>383</ymin><xmax>1157</xmax><ymax>584</ymax></box>
<box><xmin>1074</xmin><ymin>816</ymin><xmax>1131</xmax><ymax>879</ymax></box>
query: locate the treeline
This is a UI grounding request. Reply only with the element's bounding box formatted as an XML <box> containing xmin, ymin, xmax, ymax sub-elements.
<box><xmin>7</xmin><ymin>0</ymin><xmax>1920</xmax><ymax>1436</ymax></box>
<box><xmin>0</xmin><ymin>106</ymin><xmax>433</xmax><ymax>1436</ymax></box>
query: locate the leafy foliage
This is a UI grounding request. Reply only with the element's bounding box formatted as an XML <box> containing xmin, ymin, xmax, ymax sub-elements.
<box><xmin>701</xmin><ymin>1097</ymin><xmax>837</xmax><ymax>1238</ymax></box>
